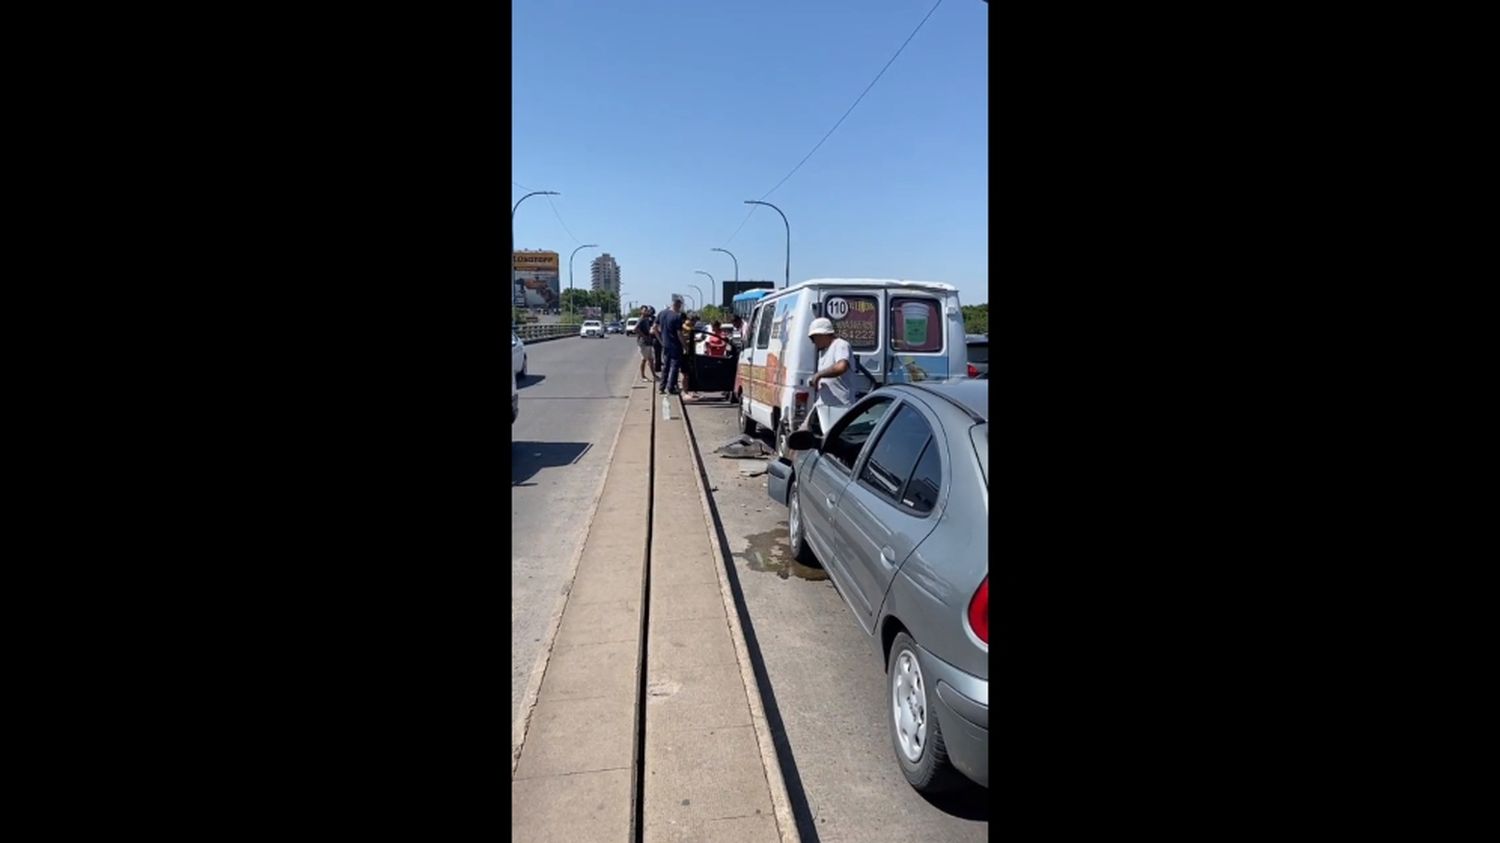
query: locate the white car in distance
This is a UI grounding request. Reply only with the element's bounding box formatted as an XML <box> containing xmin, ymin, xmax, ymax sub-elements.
<box><xmin>512</xmin><ymin>332</ymin><xmax>527</xmax><ymax>379</ymax></box>
<box><xmin>580</xmin><ymin>320</ymin><xmax>606</xmax><ymax>338</ymax></box>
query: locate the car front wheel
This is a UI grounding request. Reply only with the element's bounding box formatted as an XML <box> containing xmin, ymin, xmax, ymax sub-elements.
<box><xmin>888</xmin><ymin>632</ymin><xmax>963</xmax><ymax>794</ymax></box>
<box><xmin>787</xmin><ymin>474</ymin><xmax>816</xmax><ymax>565</ymax></box>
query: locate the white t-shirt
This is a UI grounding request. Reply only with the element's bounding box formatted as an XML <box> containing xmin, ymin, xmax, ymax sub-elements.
<box><xmin>815</xmin><ymin>337</ymin><xmax>857</xmax><ymax>408</ymax></box>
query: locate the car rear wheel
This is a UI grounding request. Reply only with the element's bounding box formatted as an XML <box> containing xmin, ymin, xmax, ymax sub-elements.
<box><xmin>888</xmin><ymin>632</ymin><xmax>963</xmax><ymax>794</ymax></box>
<box><xmin>520</xmin><ymin>356</ymin><xmax>527</xmax><ymax>379</ymax></box>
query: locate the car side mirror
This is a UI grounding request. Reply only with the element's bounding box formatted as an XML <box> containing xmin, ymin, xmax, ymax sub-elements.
<box><xmin>787</xmin><ymin>430</ymin><xmax>820</xmax><ymax>451</ymax></box>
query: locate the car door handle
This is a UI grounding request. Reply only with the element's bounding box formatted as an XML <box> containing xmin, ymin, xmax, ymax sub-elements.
<box><xmin>881</xmin><ymin>546</ymin><xmax>896</xmax><ymax>563</ymax></box>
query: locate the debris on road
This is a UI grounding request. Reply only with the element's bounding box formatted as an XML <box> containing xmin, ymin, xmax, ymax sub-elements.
<box><xmin>715</xmin><ymin>434</ymin><xmax>774</xmax><ymax>459</ymax></box>
<box><xmin>738</xmin><ymin>461</ymin><xmax>769</xmax><ymax>477</ymax></box>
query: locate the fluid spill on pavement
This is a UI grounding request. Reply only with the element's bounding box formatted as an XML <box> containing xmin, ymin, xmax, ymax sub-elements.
<box><xmin>739</xmin><ymin>527</ymin><xmax>828</xmax><ymax>581</ymax></box>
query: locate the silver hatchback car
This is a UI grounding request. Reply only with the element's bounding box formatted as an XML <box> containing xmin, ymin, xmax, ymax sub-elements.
<box><xmin>768</xmin><ymin>381</ymin><xmax>988</xmax><ymax>792</ymax></box>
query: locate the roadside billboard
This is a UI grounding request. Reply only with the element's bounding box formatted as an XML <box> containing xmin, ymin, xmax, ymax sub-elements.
<box><xmin>513</xmin><ymin>251</ymin><xmax>561</xmax><ymax>308</ymax></box>
<box><xmin>721</xmin><ymin>280</ymin><xmax>775</xmax><ymax>308</ymax></box>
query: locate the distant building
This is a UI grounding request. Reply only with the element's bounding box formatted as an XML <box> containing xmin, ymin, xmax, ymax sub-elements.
<box><xmin>590</xmin><ymin>253</ymin><xmax>621</xmax><ymax>296</ymax></box>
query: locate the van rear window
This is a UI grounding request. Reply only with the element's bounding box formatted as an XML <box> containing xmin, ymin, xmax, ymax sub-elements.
<box><xmin>823</xmin><ymin>294</ymin><xmax>879</xmax><ymax>351</ymax></box>
<box><xmin>890</xmin><ymin>298</ymin><xmax>944</xmax><ymax>353</ymax></box>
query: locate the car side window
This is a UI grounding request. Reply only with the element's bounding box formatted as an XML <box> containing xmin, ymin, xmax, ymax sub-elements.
<box><xmin>899</xmin><ymin>437</ymin><xmax>943</xmax><ymax>514</ymax></box>
<box><xmin>857</xmin><ymin>405</ymin><xmax>934</xmax><ymax>506</ymax></box>
<box><xmin>755</xmin><ymin>304</ymin><xmax>774</xmax><ymax>349</ymax></box>
<box><xmin>824</xmin><ymin>398</ymin><xmax>893</xmax><ymax>472</ymax></box>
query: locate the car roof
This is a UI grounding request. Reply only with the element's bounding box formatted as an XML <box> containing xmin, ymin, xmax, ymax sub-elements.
<box><xmin>890</xmin><ymin>381</ymin><xmax>988</xmax><ymax>423</ymax></box>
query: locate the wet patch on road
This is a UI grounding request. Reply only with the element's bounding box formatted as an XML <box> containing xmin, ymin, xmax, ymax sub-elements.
<box><xmin>738</xmin><ymin>527</ymin><xmax>829</xmax><ymax>581</ymax></box>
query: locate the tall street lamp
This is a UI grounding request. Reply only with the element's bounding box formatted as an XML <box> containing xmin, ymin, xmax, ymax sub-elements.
<box><xmin>511</xmin><ymin>190</ymin><xmax>559</xmax><ymax>308</ymax></box>
<box><xmin>711</xmin><ymin>247</ymin><xmax>738</xmax><ymax>284</ymax></box>
<box><xmin>688</xmin><ymin>283</ymin><xmax>705</xmax><ymax>315</ymax></box>
<box><xmin>743</xmin><ymin>200</ymin><xmax>789</xmax><ymax>289</ymax></box>
<box><xmin>693</xmin><ymin>271</ymin><xmax>714</xmax><ymax>309</ymax></box>
<box><xmin>569</xmin><ymin>243</ymin><xmax>599</xmax><ymax>319</ymax></box>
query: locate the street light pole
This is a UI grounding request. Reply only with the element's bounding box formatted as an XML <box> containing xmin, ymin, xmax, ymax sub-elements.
<box><xmin>688</xmin><ymin>284</ymin><xmax>705</xmax><ymax>315</ymax></box>
<box><xmin>711</xmin><ymin>247</ymin><xmax>738</xmax><ymax>284</ymax></box>
<box><xmin>569</xmin><ymin>243</ymin><xmax>599</xmax><ymax>320</ymax></box>
<box><xmin>511</xmin><ymin>190</ymin><xmax>559</xmax><ymax>308</ymax></box>
<box><xmin>693</xmin><ymin>271</ymin><xmax>714</xmax><ymax>309</ymax></box>
<box><xmin>743</xmin><ymin>200</ymin><xmax>789</xmax><ymax>289</ymax></box>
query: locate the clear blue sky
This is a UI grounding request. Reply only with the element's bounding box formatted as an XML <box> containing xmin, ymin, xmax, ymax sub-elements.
<box><xmin>512</xmin><ymin>0</ymin><xmax>988</xmax><ymax>311</ymax></box>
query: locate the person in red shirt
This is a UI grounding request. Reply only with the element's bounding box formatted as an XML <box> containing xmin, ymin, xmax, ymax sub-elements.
<box><xmin>705</xmin><ymin>321</ymin><xmax>729</xmax><ymax>357</ymax></box>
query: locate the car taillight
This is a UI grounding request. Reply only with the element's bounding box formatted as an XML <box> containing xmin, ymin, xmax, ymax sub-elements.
<box><xmin>968</xmin><ymin>576</ymin><xmax>988</xmax><ymax>644</ymax></box>
<box><xmin>967</xmin><ymin>363</ymin><xmax>978</xmax><ymax>378</ymax></box>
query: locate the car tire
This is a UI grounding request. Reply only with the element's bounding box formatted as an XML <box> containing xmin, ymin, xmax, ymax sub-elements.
<box><xmin>739</xmin><ymin>404</ymin><xmax>758</xmax><ymax>436</ymax></box>
<box><xmin>887</xmin><ymin>632</ymin><xmax>964</xmax><ymax>794</ymax></box>
<box><xmin>787</xmin><ymin>474</ymin><xmax>817</xmax><ymax>566</ymax></box>
<box><xmin>520</xmin><ymin>357</ymin><xmax>527</xmax><ymax>379</ymax></box>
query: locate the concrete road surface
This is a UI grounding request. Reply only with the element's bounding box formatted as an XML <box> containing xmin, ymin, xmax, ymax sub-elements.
<box><xmin>511</xmin><ymin>334</ymin><xmax>644</xmax><ymax>725</ymax></box>
<box><xmin>685</xmin><ymin>400</ymin><xmax>989</xmax><ymax>843</ymax></box>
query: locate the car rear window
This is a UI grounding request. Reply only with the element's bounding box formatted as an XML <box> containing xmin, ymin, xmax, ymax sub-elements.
<box><xmin>966</xmin><ymin>342</ymin><xmax>988</xmax><ymax>364</ymax></box>
<box><xmin>891</xmin><ymin>297</ymin><xmax>944</xmax><ymax>353</ymax></box>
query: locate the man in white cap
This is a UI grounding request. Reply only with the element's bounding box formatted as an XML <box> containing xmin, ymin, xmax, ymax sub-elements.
<box><xmin>804</xmin><ymin>316</ymin><xmax>856</xmax><ymax>432</ymax></box>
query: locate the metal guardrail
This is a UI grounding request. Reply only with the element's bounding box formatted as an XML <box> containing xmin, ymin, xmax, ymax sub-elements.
<box><xmin>516</xmin><ymin>323</ymin><xmax>580</xmax><ymax>342</ymax></box>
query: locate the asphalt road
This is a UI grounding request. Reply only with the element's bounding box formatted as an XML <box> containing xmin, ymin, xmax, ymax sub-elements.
<box><xmin>685</xmin><ymin>400</ymin><xmax>989</xmax><ymax>843</ymax></box>
<box><xmin>511</xmin><ymin>333</ymin><xmax>643</xmax><ymax>725</ymax></box>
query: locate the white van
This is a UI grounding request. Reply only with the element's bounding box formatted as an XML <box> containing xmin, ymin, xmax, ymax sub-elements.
<box><xmin>734</xmin><ymin>279</ymin><xmax>968</xmax><ymax>456</ymax></box>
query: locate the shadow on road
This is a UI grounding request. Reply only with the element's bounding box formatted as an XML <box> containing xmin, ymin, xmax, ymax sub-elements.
<box><xmin>512</xmin><ymin>441</ymin><xmax>592</xmax><ymax>486</ymax></box>
<box><xmin>918</xmin><ymin>782</ymin><xmax>990</xmax><ymax>820</ymax></box>
<box><xmin>517</xmin><ymin>373</ymin><xmax>547</xmax><ymax>389</ymax></box>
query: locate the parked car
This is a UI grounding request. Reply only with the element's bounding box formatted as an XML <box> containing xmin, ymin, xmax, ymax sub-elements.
<box><xmin>736</xmin><ymin>279</ymin><xmax>969</xmax><ymax>458</ymax></box>
<box><xmin>580</xmin><ymin>320</ymin><xmax>605</xmax><ymax>338</ymax></box>
<box><xmin>625</xmin><ymin>317</ymin><xmax>641</xmax><ymax>335</ymax></box>
<box><xmin>606</xmin><ymin>321</ymin><xmax>624</xmax><ymax>334</ymax></box>
<box><xmin>511</xmin><ymin>368</ymin><xmax>519</xmax><ymax>424</ymax></box>
<box><xmin>512</xmin><ymin>332</ymin><xmax>527</xmax><ymax>379</ymax></box>
<box><xmin>766</xmin><ymin>381</ymin><xmax>988</xmax><ymax>793</ymax></box>
<box><xmin>965</xmin><ymin>334</ymin><xmax>987</xmax><ymax>378</ymax></box>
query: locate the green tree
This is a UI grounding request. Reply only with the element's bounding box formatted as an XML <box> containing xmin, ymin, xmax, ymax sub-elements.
<box><xmin>961</xmin><ymin>303</ymin><xmax>988</xmax><ymax>335</ymax></box>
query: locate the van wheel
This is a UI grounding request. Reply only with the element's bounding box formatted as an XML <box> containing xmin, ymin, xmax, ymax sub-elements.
<box><xmin>740</xmin><ymin>403</ymin><xmax>758</xmax><ymax>435</ymax></box>
<box><xmin>775</xmin><ymin>419</ymin><xmax>791</xmax><ymax>459</ymax></box>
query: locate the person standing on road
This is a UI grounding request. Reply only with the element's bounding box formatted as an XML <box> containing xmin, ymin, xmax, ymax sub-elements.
<box><xmin>650</xmin><ymin>306</ymin><xmax>665</xmax><ymax>375</ymax></box>
<box><xmin>803</xmin><ymin>317</ymin><xmax>856</xmax><ymax>433</ymax></box>
<box><xmin>657</xmin><ymin>297</ymin><xmax>686</xmax><ymax>395</ymax></box>
<box><xmin>634</xmin><ymin>305</ymin><xmax>657</xmax><ymax>382</ymax></box>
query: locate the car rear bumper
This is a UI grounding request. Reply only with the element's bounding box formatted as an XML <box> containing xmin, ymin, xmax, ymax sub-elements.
<box><xmin>918</xmin><ymin>644</ymin><xmax>988</xmax><ymax>788</ymax></box>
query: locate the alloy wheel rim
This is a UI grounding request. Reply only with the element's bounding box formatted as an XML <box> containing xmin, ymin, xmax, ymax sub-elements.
<box><xmin>891</xmin><ymin>649</ymin><xmax>927</xmax><ymax>762</ymax></box>
<box><xmin>789</xmin><ymin>483</ymin><xmax>800</xmax><ymax>543</ymax></box>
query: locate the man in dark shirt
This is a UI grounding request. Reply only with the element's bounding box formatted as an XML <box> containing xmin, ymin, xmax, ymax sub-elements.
<box><xmin>657</xmin><ymin>297</ymin><xmax>686</xmax><ymax>395</ymax></box>
<box><xmin>634</xmin><ymin>305</ymin><xmax>657</xmax><ymax>382</ymax></box>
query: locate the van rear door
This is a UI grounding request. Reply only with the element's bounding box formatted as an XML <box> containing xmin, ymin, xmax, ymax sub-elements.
<box><xmin>886</xmin><ymin>292</ymin><xmax>961</xmax><ymax>383</ymax></box>
<box><xmin>817</xmin><ymin>288</ymin><xmax>887</xmax><ymax>395</ymax></box>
